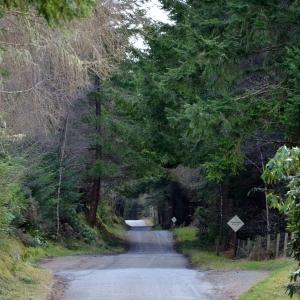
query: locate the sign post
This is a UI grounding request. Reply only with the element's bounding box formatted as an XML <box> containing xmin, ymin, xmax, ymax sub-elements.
<box><xmin>227</xmin><ymin>215</ymin><xmax>244</xmax><ymax>258</ymax></box>
<box><xmin>171</xmin><ymin>217</ymin><xmax>177</xmax><ymax>229</ymax></box>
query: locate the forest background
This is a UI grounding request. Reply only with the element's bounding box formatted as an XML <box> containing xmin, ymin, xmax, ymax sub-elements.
<box><xmin>2</xmin><ymin>0</ymin><xmax>300</xmax><ymax>297</ymax></box>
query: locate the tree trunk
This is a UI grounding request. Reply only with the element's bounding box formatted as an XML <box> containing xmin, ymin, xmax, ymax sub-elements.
<box><xmin>56</xmin><ymin>112</ymin><xmax>69</xmax><ymax>241</ymax></box>
<box><xmin>88</xmin><ymin>76</ymin><xmax>102</xmax><ymax>226</ymax></box>
<box><xmin>219</xmin><ymin>184</ymin><xmax>224</xmax><ymax>231</ymax></box>
<box><xmin>259</xmin><ymin>149</ymin><xmax>270</xmax><ymax>234</ymax></box>
<box><xmin>245</xmin><ymin>144</ymin><xmax>271</xmax><ymax>234</ymax></box>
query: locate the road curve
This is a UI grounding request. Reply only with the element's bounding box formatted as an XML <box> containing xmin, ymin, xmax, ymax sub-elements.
<box><xmin>43</xmin><ymin>222</ymin><xmax>217</xmax><ymax>300</ymax></box>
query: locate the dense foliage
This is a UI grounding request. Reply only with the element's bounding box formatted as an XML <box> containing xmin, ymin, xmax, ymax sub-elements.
<box><xmin>0</xmin><ymin>154</ymin><xmax>24</xmax><ymax>236</ymax></box>
<box><xmin>0</xmin><ymin>0</ymin><xmax>95</xmax><ymax>26</ymax></box>
<box><xmin>102</xmin><ymin>0</ymin><xmax>300</xmax><ymax>230</ymax></box>
<box><xmin>262</xmin><ymin>146</ymin><xmax>300</xmax><ymax>297</ymax></box>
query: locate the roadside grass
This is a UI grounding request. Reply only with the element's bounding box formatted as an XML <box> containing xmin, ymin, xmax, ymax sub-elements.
<box><xmin>143</xmin><ymin>218</ymin><xmax>154</xmax><ymax>226</ymax></box>
<box><xmin>174</xmin><ymin>227</ymin><xmax>297</xmax><ymax>300</ymax></box>
<box><xmin>239</xmin><ymin>263</ymin><xmax>295</xmax><ymax>300</ymax></box>
<box><xmin>0</xmin><ymin>222</ymin><xmax>128</xmax><ymax>300</ymax></box>
<box><xmin>108</xmin><ymin>221</ymin><xmax>128</xmax><ymax>240</ymax></box>
<box><xmin>153</xmin><ymin>224</ymin><xmax>162</xmax><ymax>230</ymax></box>
<box><xmin>0</xmin><ymin>237</ymin><xmax>54</xmax><ymax>300</ymax></box>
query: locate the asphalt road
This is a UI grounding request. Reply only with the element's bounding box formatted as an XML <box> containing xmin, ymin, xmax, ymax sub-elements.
<box><xmin>52</xmin><ymin>221</ymin><xmax>216</xmax><ymax>300</ymax></box>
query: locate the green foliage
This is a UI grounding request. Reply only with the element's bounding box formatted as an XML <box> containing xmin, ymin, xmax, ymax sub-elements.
<box><xmin>103</xmin><ymin>61</ymin><xmax>187</xmax><ymax>170</ymax></box>
<box><xmin>97</xmin><ymin>195</ymin><xmax>120</xmax><ymax>229</ymax></box>
<box><xmin>89</xmin><ymin>160</ymin><xmax>120</xmax><ymax>178</ymax></box>
<box><xmin>0</xmin><ymin>0</ymin><xmax>96</xmax><ymax>26</ymax></box>
<box><xmin>104</xmin><ymin>0</ymin><xmax>300</xmax><ymax>186</ymax></box>
<box><xmin>25</xmin><ymin>151</ymin><xmax>82</xmax><ymax>236</ymax></box>
<box><xmin>262</xmin><ymin>146</ymin><xmax>300</xmax><ymax>298</ymax></box>
<box><xmin>160</xmin><ymin>0</ymin><xmax>300</xmax><ymax>178</ymax></box>
<box><xmin>15</xmin><ymin>227</ymin><xmax>49</xmax><ymax>248</ymax></box>
<box><xmin>0</xmin><ymin>155</ymin><xmax>25</xmax><ymax>237</ymax></box>
<box><xmin>71</xmin><ymin>215</ymin><xmax>97</xmax><ymax>244</ymax></box>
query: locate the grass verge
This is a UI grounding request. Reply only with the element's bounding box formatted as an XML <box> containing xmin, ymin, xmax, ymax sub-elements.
<box><xmin>0</xmin><ymin>221</ymin><xmax>128</xmax><ymax>300</ymax></box>
<box><xmin>174</xmin><ymin>227</ymin><xmax>297</xmax><ymax>300</ymax></box>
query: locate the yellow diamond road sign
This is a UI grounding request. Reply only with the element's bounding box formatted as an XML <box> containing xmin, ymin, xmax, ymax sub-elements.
<box><xmin>227</xmin><ymin>215</ymin><xmax>244</xmax><ymax>232</ymax></box>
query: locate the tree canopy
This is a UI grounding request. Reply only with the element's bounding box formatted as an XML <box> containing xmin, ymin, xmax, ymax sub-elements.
<box><xmin>0</xmin><ymin>0</ymin><xmax>96</xmax><ymax>25</ymax></box>
<box><xmin>122</xmin><ymin>0</ymin><xmax>300</xmax><ymax>181</ymax></box>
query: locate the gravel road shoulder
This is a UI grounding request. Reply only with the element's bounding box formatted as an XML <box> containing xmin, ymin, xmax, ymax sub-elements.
<box><xmin>203</xmin><ymin>269</ymin><xmax>270</xmax><ymax>300</ymax></box>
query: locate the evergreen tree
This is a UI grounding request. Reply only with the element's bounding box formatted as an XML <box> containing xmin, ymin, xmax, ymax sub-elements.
<box><xmin>0</xmin><ymin>0</ymin><xmax>95</xmax><ymax>26</ymax></box>
<box><xmin>101</xmin><ymin>0</ymin><xmax>300</xmax><ymax>236</ymax></box>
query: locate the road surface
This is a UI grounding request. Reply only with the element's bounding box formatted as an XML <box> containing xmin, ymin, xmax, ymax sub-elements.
<box><xmin>43</xmin><ymin>220</ymin><xmax>217</xmax><ymax>300</ymax></box>
<box><xmin>40</xmin><ymin>221</ymin><xmax>269</xmax><ymax>299</ymax></box>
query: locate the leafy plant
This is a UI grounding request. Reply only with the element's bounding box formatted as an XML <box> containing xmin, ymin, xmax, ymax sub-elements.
<box><xmin>262</xmin><ymin>146</ymin><xmax>300</xmax><ymax>297</ymax></box>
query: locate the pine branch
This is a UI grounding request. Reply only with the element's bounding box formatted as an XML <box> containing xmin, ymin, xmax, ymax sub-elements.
<box><xmin>235</xmin><ymin>83</ymin><xmax>300</xmax><ymax>101</ymax></box>
<box><xmin>235</xmin><ymin>85</ymin><xmax>272</xmax><ymax>101</ymax></box>
<box><xmin>250</xmin><ymin>44</ymin><xmax>286</xmax><ymax>53</ymax></box>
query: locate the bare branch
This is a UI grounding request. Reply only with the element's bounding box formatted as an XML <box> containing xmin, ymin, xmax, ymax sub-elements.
<box><xmin>0</xmin><ymin>79</ymin><xmax>46</xmax><ymax>94</ymax></box>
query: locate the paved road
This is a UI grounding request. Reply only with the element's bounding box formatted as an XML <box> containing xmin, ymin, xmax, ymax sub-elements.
<box><xmin>47</xmin><ymin>221</ymin><xmax>216</xmax><ymax>300</ymax></box>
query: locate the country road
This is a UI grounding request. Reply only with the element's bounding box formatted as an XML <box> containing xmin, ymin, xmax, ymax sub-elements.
<box><xmin>40</xmin><ymin>221</ymin><xmax>268</xmax><ymax>300</ymax></box>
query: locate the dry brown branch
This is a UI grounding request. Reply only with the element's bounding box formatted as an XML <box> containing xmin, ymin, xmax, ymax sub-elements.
<box><xmin>0</xmin><ymin>0</ymin><xmax>133</xmax><ymax>137</ymax></box>
<box><xmin>0</xmin><ymin>79</ymin><xmax>46</xmax><ymax>94</ymax></box>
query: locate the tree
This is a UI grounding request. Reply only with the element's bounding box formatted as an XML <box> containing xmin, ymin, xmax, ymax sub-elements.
<box><xmin>0</xmin><ymin>0</ymin><xmax>137</xmax><ymax>230</ymax></box>
<box><xmin>97</xmin><ymin>0</ymin><xmax>300</xmax><ymax>234</ymax></box>
<box><xmin>140</xmin><ymin>0</ymin><xmax>300</xmax><ymax>181</ymax></box>
<box><xmin>56</xmin><ymin>111</ymin><xmax>69</xmax><ymax>240</ymax></box>
<box><xmin>0</xmin><ymin>0</ymin><xmax>95</xmax><ymax>26</ymax></box>
<box><xmin>262</xmin><ymin>146</ymin><xmax>300</xmax><ymax>297</ymax></box>
<box><xmin>0</xmin><ymin>0</ymin><xmax>130</xmax><ymax>139</ymax></box>
<box><xmin>88</xmin><ymin>76</ymin><xmax>102</xmax><ymax>226</ymax></box>
<box><xmin>0</xmin><ymin>154</ymin><xmax>24</xmax><ymax>236</ymax></box>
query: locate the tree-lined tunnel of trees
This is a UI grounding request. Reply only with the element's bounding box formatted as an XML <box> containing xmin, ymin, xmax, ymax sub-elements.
<box><xmin>2</xmin><ymin>0</ymin><xmax>300</xmax><ymax>296</ymax></box>
<box><xmin>123</xmin><ymin>178</ymin><xmax>194</xmax><ymax>228</ymax></box>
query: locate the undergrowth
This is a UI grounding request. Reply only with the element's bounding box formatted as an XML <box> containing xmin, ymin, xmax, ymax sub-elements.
<box><xmin>0</xmin><ymin>218</ymin><xmax>127</xmax><ymax>300</ymax></box>
<box><xmin>174</xmin><ymin>227</ymin><xmax>297</xmax><ymax>300</ymax></box>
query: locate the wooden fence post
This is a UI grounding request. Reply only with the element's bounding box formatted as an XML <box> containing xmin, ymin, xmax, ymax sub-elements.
<box><xmin>257</xmin><ymin>236</ymin><xmax>262</xmax><ymax>248</ymax></box>
<box><xmin>233</xmin><ymin>231</ymin><xmax>237</xmax><ymax>258</ymax></box>
<box><xmin>267</xmin><ymin>234</ymin><xmax>270</xmax><ymax>253</ymax></box>
<box><xmin>276</xmin><ymin>233</ymin><xmax>280</xmax><ymax>259</ymax></box>
<box><xmin>216</xmin><ymin>236</ymin><xmax>220</xmax><ymax>256</ymax></box>
<box><xmin>283</xmin><ymin>233</ymin><xmax>288</xmax><ymax>258</ymax></box>
<box><xmin>237</xmin><ymin>239</ymin><xmax>240</xmax><ymax>257</ymax></box>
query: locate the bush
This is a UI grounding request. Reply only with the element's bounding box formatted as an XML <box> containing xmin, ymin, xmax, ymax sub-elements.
<box><xmin>237</xmin><ymin>236</ymin><xmax>275</xmax><ymax>261</ymax></box>
<box><xmin>15</xmin><ymin>228</ymin><xmax>49</xmax><ymax>248</ymax></box>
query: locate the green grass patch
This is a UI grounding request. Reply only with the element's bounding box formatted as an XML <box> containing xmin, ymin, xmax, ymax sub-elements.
<box><xmin>0</xmin><ymin>220</ymin><xmax>128</xmax><ymax>300</ymax></box>
<box><xmin>153</xmin><ymin>224</ymin><xmax>162</xmax><ymax>230</ymax></box>
<box><xmin>0</xmin><ymin>236</ymin><xmax>54</xmax><ymax>300</ymax></box>
<box><xmin>239</xmin><ymin>264</ymin><xmax>295</xmax><ymax>300</ymax></box>
<box><xmin>175</xmin><ymin>227</ymin><xmax>298</xmax><ymax>300</ymax></box>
